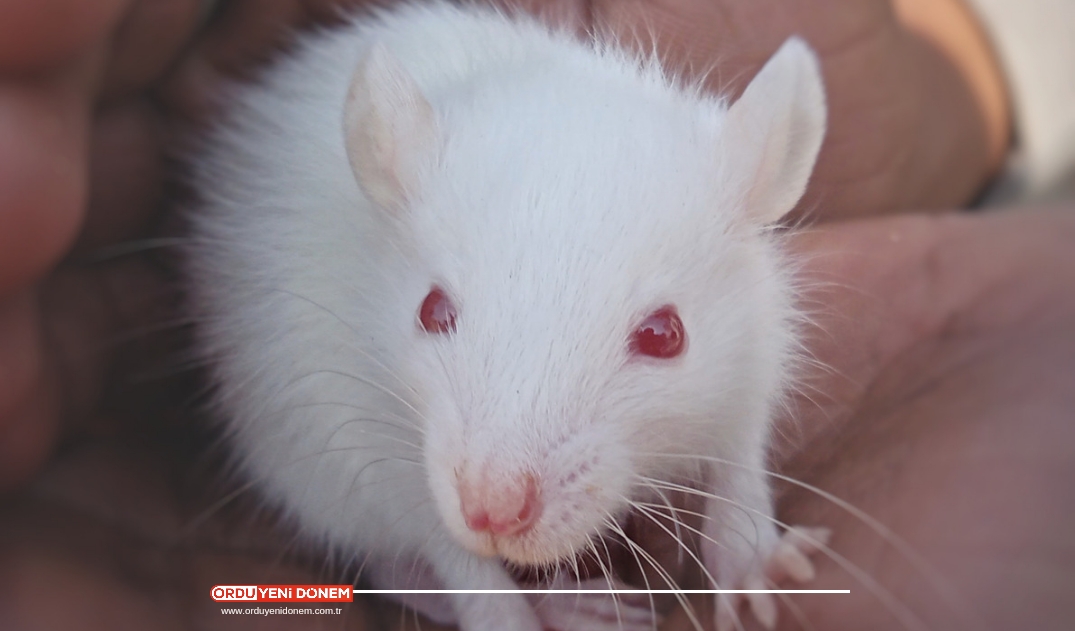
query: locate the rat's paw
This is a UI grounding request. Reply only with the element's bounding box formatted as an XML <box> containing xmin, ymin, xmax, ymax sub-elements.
<box><xmin>363</xmin><ymin>555</ymin><xmax>459</xmax><ymax>625</ymax></box>
<box><xmin>529</xmin><ymin>577</ymin><xmax>661</xmax><ymax>631</ymax></box>
<box><xmin>714</xmin><ymin>526</ymin><xmax>831</xmax><ymax>631</ymax></box>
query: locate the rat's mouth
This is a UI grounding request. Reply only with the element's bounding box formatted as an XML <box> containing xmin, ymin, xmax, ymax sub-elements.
<box><xmin>499</xmin><ymin>491</ymin><xmax>706</xmax><ymax>587</ymax></box>
<box><xmin>462</xmin><ymin>516</ymin><xmax>597</xmax><ymax>567</ymax></box>
<box><xmin>502</xmin><ymin>520</ymin><xmax>649</xmax><ymax>588</ymax></box>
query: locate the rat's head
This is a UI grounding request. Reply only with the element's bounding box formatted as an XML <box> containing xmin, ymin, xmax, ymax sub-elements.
<box><xmin>341</xmin><ymin>36</ymin><xmax>825</xmax><ymax>565</ymax></box>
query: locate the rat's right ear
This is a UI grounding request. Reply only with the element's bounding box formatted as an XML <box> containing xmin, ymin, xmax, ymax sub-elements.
<box><xmin>724</xmin><ymin>37</ymin><xmax>826</xmax><ymax>225</ymax></box>
<box><xmin>344</xmin><ymin>44</ymin><xmax>439</xmax><ymax>211</ymax></box>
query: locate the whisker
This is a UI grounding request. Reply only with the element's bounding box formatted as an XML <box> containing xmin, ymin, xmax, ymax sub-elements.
<box><xmin>648</xmin><ymin>485</ymin><xmax>687</xmax><ymax>568</ymax></box>
<box><xmin>279</xmin><ymin>368</ymin><xmax>428</xmax><ymax>428</ymax></box>
<box><xmin>627</xmin><ymin>491</ymin><xmax>762</xmax><ymax>631</ymax></box>
<box><xmin>607</xmin><ymin>514</ymin><xmax>660</xmax><ymax>629</ymax></box>
<box><xmin>620</xmin><ymin>496</ymin><xmax>719</xmax><ymax>589</ymax></box>
<box><xmin>643</xmin><ymin>451</ymin><xmax>978</xmax><ymax>628</ymax></box>
<box><xmin>271</xmin><ymin>399</ymin><xmax>423</xmax><ymax>434</ymax></box>
<box><xmin>601</xmin><ymin>514</ymin><xmax>704</xmax><ymax>631</ymax></box>
<box><xmin>593</xmin><ymin>523</ymin><xmax>627</xmax><ymax>631</ymax></box>
<box><xmin>84</xmin><ymin>237</ymin><xmax>195</xmax><ymax>262</ymax></box>
<box><xmin>267</xmin><ymin>287</ymin><xmax>424</xmax><ymax>402</ymax></box>
<box><xmin>625</xmin><ymin>496</ymin><xmax>731</xmax><ymax>558</ymax></box>
<box><xmin>353</xmin><ymin>494</ymin><xmax>438</xmax><ymax>591</ymax></box>
<box><xmin>638</xmin><ymin>476</ymin><xmax>929</xmax><ymax>631</ymax></box>
<box><xmin>621</xmin><ymin>497</ymin><xmax>750</xmax><ymax>631</ymax></box>
<box><xmin>181</xmin><ymin>447</ymin><xmax>420</xmax><ymax>536</ymax></box>
<box><xmin>763</xmin><ymin>572</ymin><xmax>818</xmax><ymax>631</ymax></box>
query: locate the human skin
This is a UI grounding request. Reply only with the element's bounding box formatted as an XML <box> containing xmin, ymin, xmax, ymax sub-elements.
<box><xmin>1</xmin><ymin>207</ymin><xmax>1072</xmax><ymax>631</ymax></box>
<box><xmin>0</xmin><ymin>0</ymin><xmax>1012</xmax><ymax>489</ymax></box>
<box><xmin>1</xmin><ymin>0</ymin><xmax>1066</xmax><ymax>628</ymax></box>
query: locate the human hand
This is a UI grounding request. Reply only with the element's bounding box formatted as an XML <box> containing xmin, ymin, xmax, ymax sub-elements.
<box><xmin>3</xmin><ymin>206</ymin><xmax>1071</xmax><ymax>630</ymax></box>
<box><xmin>499</xmin><ymin>0</ymin><xmax>1011</xmax><ymax>221</ymax></box>
<box><xmin>0</xmin><ymin>0</ymin><xmax>1013</xmax><ymax>490</ymax></box>
<box><xmin>0</xmin><ymin>0</ymin><xmax>183</xmax><ymax>489</ymax></box>
<box><xmin>655</xmin><ymin>207</ymin><xmax>1075</xmax><ymax>630</ymax></box>
<box><xmin>0</xmin><ymin>0</ymin><xmax>376</xmax><ymax>491</ymax></box>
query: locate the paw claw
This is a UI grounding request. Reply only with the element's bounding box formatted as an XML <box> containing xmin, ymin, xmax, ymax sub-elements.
<box><xmin>711</xmin><ymin>524</ymin><xmax>831</xmax><ymax>631</ymax></box>
<box><xmin>715</xmin><ymin>594</ymin><xmax>741</xmax><ymax>631</ymax></box>
<box><xmin>772</xmin><ymin>540</ymin><xmax>815</xmax><ymax>582</ymax></box>
<box><xmin>767</xmin><ymin>525</ymin><xmax>830</xmax><ymax>584</ymax></box>
<box><xmin>747</xmin><ymin>591</ymin><xmax>777</xmax><ymax>629</ymax></box>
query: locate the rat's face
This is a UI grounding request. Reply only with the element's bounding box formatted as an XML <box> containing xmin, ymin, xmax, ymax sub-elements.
<box><xmin>398</xmin><ymin>100</ymin><xmax>794</xmax><ymax>566</ymax></box>
<box><xmin>411</xmin><ymin>264</ymin><xmax>792</xmax><ymax>567</ymax></box>
<box><xmin>342</xmin><ymin>39</ymin><xmax>824</xmax><ymax>566</ymax></box>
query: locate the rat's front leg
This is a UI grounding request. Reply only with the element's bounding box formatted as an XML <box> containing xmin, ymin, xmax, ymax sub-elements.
<box><xmin>527</xmin><ymin>574</ymin><xmax>662</xmax><ymax>631</ymax></box>
<box><xmin>363</xmin><ymin>539</ymin><xmax>541</xmax><ymax>630</ymax></box>
<box><xmin>702</xmin><ymin>464</ymin><xmax>831</xmax><ymax>631</ymax></box>
<box><xmin>425</xmin><ymin>540</ymin><xmax>544</xmax><ymax>631</ymax></box>
<box><xmin>368</xmin><ymin>541</ymin><xmax>658</xmax><ymax>631</ymax></box>
<box><xmin>431</xmin><ymin>550</ymin><xmax>661</xmax><ymax>631</ymax></box>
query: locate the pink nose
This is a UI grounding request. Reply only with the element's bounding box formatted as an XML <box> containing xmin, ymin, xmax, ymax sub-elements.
<box><xmin>459</xmin><ymin>473</ymin><xmax>542</xmax><ymax>537</ymax></box>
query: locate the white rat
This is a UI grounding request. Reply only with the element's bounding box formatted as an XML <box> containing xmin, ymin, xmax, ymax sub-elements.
<box><xmin>185</xmin><ymin>2</ymin><xmax>830</xmax><ymax>630</ymax></box>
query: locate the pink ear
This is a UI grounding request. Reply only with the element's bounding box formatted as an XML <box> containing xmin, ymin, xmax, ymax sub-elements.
<box><xmin>343</xmin><ymin>44</ymin><xmax>440</xmax><ymax>212</ymax></box>
<box><xmin>724</xmin><ymin>37</ymin><xmax>827</xmax><ymax>225</ymax></box>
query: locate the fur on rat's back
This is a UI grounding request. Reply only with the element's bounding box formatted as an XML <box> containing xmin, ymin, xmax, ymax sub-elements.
<box><xmin>187</xmin><ymin>0</ymin><xmax>807</xmax><ymax>590</ymax></box>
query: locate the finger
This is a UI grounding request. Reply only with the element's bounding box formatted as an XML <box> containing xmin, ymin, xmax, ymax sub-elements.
<box><xmin>588</xmin><ymin>0</ymin><xmax>938</xmax><ymax>222</ymax></box>
<box><xmin>773</xmin><ymin>207</ymin><xmax>1075</xmax><ymax>631</ymax></box>
<box><xmin>159</xmin><ymin>0</ymin><xmax>308</xmax><ymax>121</ymax></box>
<box><xmin>0</xmin><ymin>440</ymin><xmax>380</xmax><ymax>630</ymax></box>
<box><xmin>100</xmin><ymin>0</ymin><xmax>206</xmax><ymax>99</ymax></box>
<box><xmin>778</xmin><ymin>208</ymin><xmax>1075</xmax><ymax>457</ymax></box>
<box><xmin>0</xmin><ymin>290</ymin><xmax>58</xmax><ymax>491</ymax></box>
<box><xmin>773</xmin><ymin>214</ymin><xmax>957</xmax><ymax>458</ymax></box>
<box><xmin>0</xmin><ymin>253</ymin><xmax>176</xmax><ymax>489</ymax></box>
<box><xmin>0</xmin><ymin>0</ymin><xmax>129</xmax><ymax>70</ymax></box>
<box><xmin>0</xmin><ymin>69</ymin><xmax>93</xmax><ymax>293</ymax></box>
<box><xmin>72</xmin><ymin>99</ymin><xmax>164</xmax><ymax>256</ymax></box>
<box><xmin>892</xmin><ymin>0</ymin><xmax>1011</xmax><ymax>173</ymax></box>
<box><xmin>37</xmin><ymin>257</ymin><xmax>180</xmax><ymax>437</ymax></box>
<box><xmin>303</xmin><ymin>0</ymin><xmax>381</xmax><ymax>24</ymax></box>
<box><xmin>591</xmin><ymin>0</ymin><xmax>773</xmax><ymax>96</ymax></box>
<box><xmin>591</xmin><ymin>0</ymin><xmax>891</xmax><ymax>97</ymax></box>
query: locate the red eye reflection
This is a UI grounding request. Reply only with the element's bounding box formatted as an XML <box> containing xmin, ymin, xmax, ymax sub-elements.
<box><xmin>419</xmin><ymin>287</ymin><xmax>457</xmax><ymax>334</ymax></box>
<box><xmin>630</xmin><ymin>306</ymin><xmax>686</xmax><ymax>359</ymax></box>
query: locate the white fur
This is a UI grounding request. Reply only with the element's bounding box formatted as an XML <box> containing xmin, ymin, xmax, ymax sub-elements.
<box><xmin>184</xmin><ymin>2</ymin><xmax>826</xmax><ymax>629</ymax></box>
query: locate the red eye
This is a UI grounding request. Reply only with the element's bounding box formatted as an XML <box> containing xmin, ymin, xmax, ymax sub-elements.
<box><xmin>630</xmin><ymin>306</ymin><xmax>686</xmax><ymax>359</ymax></box>
<box><xmin>419</xmin><ymin>287</ymin><xmax>457</xmax><ymax>334</ymax></box>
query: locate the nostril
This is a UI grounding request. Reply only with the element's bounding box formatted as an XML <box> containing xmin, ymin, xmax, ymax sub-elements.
<box><xmin>488</xmin><ymin>475</ymin><xmax>541</xmax><ymax>536</ymax></box>
<box><xmin>463</xmin><ymin>508</ymin><xmax>490</xmax><ymax>533</ymax></box>
<box><xmin>459</xmin><ymin>473</ymin><xmax>542</xmax><ymax>537</ymax></box>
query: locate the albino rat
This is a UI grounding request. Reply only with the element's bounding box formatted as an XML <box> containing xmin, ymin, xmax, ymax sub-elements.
<box><xmin>185</xmin><ymin>2</ymin><xmax>830</xmax><ymax>630</ymax></box>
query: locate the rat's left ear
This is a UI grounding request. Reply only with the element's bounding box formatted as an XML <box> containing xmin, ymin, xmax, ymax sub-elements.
<box><xmin>724</xmin><ymin>37</ymin><xmax>827</xmax><ymax>225</ymax></box>
<box><xmin>344</xmin><ymin>44</ymin><xmax>440</xmax><ymax>212</ymax></box>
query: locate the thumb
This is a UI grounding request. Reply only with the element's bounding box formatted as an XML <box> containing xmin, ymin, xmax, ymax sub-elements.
<box><xmin>0</xmin><ymin>0</ymin><xmax>129</xmax><ymax>70</ymax></box>
<box><xmin>777</xmin><ymin>207</ymin><xmax>1075</xmax><ymax>458</ymax></box>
